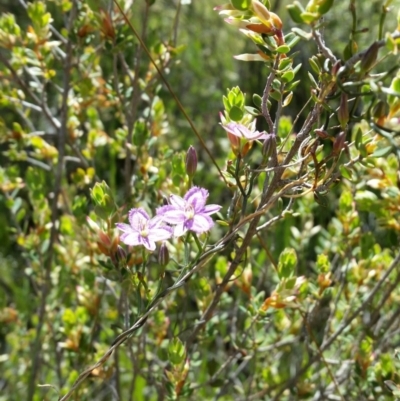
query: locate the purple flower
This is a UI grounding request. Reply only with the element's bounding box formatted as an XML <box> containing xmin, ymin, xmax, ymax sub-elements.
<box><xmin>116</xmin><ymin>208</ymin><xmax>172</xmax><ymax>251</ymax></box>
<box><xmin>157</xmin><ymin>187</ymin><xmax>221</xmax><ymax>237</ymax></box>
<box><xmin>221</xmin><ymin>121</ymin><xmax>269</xmax><ymax>140</ymax></box>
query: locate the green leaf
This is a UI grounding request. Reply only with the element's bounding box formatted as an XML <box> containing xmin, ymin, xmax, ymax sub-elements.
<box><xmin>286</xmin><ymin>3</ymin><xmax>305</xmax><ymax>24</ymax></box>
<box><xmin>253</xmin><ymin>94</ymin><xmax>263</xmax><ymax>108</ymax></box>
<box><xmin>359</xmin><ymin>143</ymin><xmax>368</xmax><ymax>158</ymax></box>
<box><xmin>278</xmin><ymin>58</ymin><xmax>292</xmax><ymax>71</ymax></box>
<box><xmin>90</xmin><ymin>181</ymin><xmax>116</xmax><ymax>219</ymax></box>
<box><xmin>370</xmin><ymin>146</ymin><xmax>393</xmax><ymax>158</ymax></box>
<box><xmin>282</xmin><ymin>91</ymin><xmax>293</xmax><ymax>107</ymax></box>
<box><xmin>172</xmin><ymin>153</ymin><xmax>186</xmax><ymax>187</ymax></box>
<box><xmin>339</xmin><ymin>165</ymin><xmax>353</xmax><ymax>180</ymax></box>
<box><xmin>277</xmin><ymin>248</ymin><xmax>297</xmax><ymax>279</ymax></box>
<box><xmin>300</xmin><ymin>11</ymin><xmax>320</xmax><ymax>24</ymax></box>
<box><xmin>291</xmin><ymin>27</ymin><xmax>312</xmax><ymax>40</ymax></box>
<box><xmin>132</xmin><ymin>119</ymin><xmax>149</xmax><ymax>147</ymax></box>
<box><xmin>285</xmin><ymin>276</ymin><xmax>297</xmax><ymax>290</ymax></box>
<box><xmin>276</xmin><ymin>45</ymin><xmax>290</xmax><ymax>54</ymax></box>
<box><xmin>231</xmin><ymin>0</ymin><xmax>251</xmax><ymax>10</ymax></box>
<box><xmin>287</xmin><ymin>35</ymin><xmax>301</xmax><ymax>49</ymax></box>
<box><xmin>133</xmin><ymin>376</ymin><xmax>146</xmax><ymax>401</ymax></box>
<box><xmin>25</xmin><ymin>166</ymin><xmax>47</xmax><ymax>201</ymax></box>
<box><xmin>281</xmin><ymin>70</ymin><xmax>295</xmax><ymax>83</ymax></box>
<box><xmin>244</xmin><ymin>106</ymin><xmax>260</xmax><ymax>116</ymax></box>
<box><xmin>168</xmin><ymin>337</ymin><xmax>186</xmax><ymax>365</ymax></box>
<box><xmin>27</xmin><ymin>1</ymin><xmax>52</xmax><ymax>39</ymax></box>
<box><xmin>354</xmin><ymin>127</ymin><xmax>363</xmax><ymax>150</ymax></box>
<box><xmin>285</xmin><ymin>80</ymin><xmax>300</xmax><ymax>92</ymax></box>
<box><xmin>354</xmin><ymin>190</ymin><xmax>378</xmax><ymax>212</ymax></box>
<box><xmin>270</xmin><ymin>91</ymin><xmax>282</xmax><ymax>101</ymax></box>
<box><xmin>318</xmin><ymin>0</ymin><xmax>334</xmax><ymax>15</ymax></box>
<box><xmin>308</xmin><ymin>72</ymin><xmax>319</xmax><ymax>89</ymax></box>
<box><xmin>316</xmin><ymin>254</ymin><xmax>330</xmax><ymax>273</ymax></box>
<box><xmin>229</xmin><ymin>105</ymin><xmax>244</xmax><ymax>121</ymax></box>
<box><xmin>309</xmin><ymin>57</ymin><xmax>321</xmax><ymax>74</ymax></box>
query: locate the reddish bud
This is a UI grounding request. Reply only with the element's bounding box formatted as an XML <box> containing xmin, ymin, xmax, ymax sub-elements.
<box><xmin>158</xmin><ymin>242</ymin><xmax>170</xmax><ymax>269</ymax></box>
<box><xmin>115</xmin><ymin>245</ymin><xmax>127</xmax><ymax>264</ymax></box>
<box><xmin>269</xmin><ymin>12</ymin><xmax>283</xmax><ymax>30</ymax></box>
<box><xmin>333</xmin><ymin>131</ymin><xmax>346</xmax><ymax>155</ymax></box>
<box><xmin>98</xmin><ymin>231</ymin><xmax>111</xmax><ymax>247</ymax></box>
<box><xmin>99</xmin><ymin>9</ymin><xmax>115</xmax><ymax>40</ymax></box>
<box><xmin>338</xmin><ymin>92</ymin><xmax>349</xmax><ymax>129</ymax></box>
<box><xmin>331</xmin><ymin>60</ymin><xmax>341</xmax><ymax>77</ymax></box>
<box><xmin>360</xmin><ymin>42</ymin><xmax>379</xmax><ymax>73</ymax></box>
<box><xmin>314</xmin><ymin>128</ymin><xmax>330</xmax><ymax>139</ymax></box>
<box><xmin>185</xmin><ymin>146</ymin><xmax>198</xmax><ymax>178</ymax></box>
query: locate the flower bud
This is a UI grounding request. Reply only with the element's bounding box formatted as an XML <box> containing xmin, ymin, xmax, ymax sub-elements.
<box><xmin>270</xmin><ymin>12</ymin><xmax>283</xmax><ymax>30</ymax></box>
<box><xmin>360</xmin><ymin>42</ymin><xmax>379</xmax><ymax>74</ymax></box>
<box><xmin>338</xmin><ymin>92</ymin><xmax>349</xmax><ymax>129</ymax></box>
<box><xmin>185</xmin><ymin>146</ymin><xmax>197</xmax><ymax>178</ymax></box>
<box><xmin>261</xmin><ymin>133</ymin><xmax>276</xmax><ymax>158</ymax></box>
<box><xmin>331</xmin><ymin>60</ymin><xmax>341</xmax><ymax>77</ymax></box>
<box><xmin>158</xmin><ymin>242</ymin><xmax>170</xmax><ymax>268</ymax></box>
<box><xmin>115</xmin><ymin>245</ymin><xmax>127</xmax><ymax>264</ymax></box>
<box><xmin>100</xmin><ymin>9</ymin><xmax>116</xmax><ymax>40</ymax></box>
<box><xmin>252</xmin><ymin>0</ymin><xmax>271</xmax><ymax>25</ymax></box>
<box><xmin>372</xmin><ymin>100</ymin><xmax>389</xmax><ymax>125</ymax></box>
<box><xmin>99</xmin><ymin>229</ymin><xmax>110</xmax><ymax>243</ymax></box>
<box><xmin>317</xmin><ymin>272</ymin><xmax>332</xmax><ymax>290</ymax></box>
<box><xmin>333</xmin><ymin>131</ymin><xmax>346</xmax><ymax>155</ymax></box>
<box><xmin>314</xmin><ymin>128</ymin><xmax>330</xmax><ymax>139</ymax></box>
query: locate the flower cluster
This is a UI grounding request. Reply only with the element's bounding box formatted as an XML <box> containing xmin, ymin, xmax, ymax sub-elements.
<box><xmin>117</xmin><ymin>187</ymin><xmax>221</xmax><ymax>251</ymax></box>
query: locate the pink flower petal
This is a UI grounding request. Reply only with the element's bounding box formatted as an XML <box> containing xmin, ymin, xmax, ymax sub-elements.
<box><xmin>128</xmin><ymin>208</ymin><xmax>150</xmax><ymax>228</ymax></box>
<box><xmin>169</xmin><ymin>194</ymin><xmax>186</xmax><ymax>208</ymax></box>
<box><xmin>116</xmin><ymin>222</ymin><xmax>135</xmax><ymax>233</ymax></box>
<box><xmin>203</xmin><ymin>204</ymin><xmax>222</xmax><ymax>215</ymax></box>
<box><xmin>174</xmin><ymin>223</ymin><xmax>187</xmax><ymax>237</ymax></box>
<box><xmin>190</xmin><ymin>214</ymin><xmax>214</xmax><ymax>233</ymax></box>
<box><xmin>140</xmin><ymin>237</ymin><xmax>156</xmax><ymax>251</ymax></box>
<box><xmin>185</xmin><ymin>186</ymin><xmax>208</xmax><ymax>210</ymax></box>
<box><xmin>120</xmin><ymin>232</ymin><xmax>141</xmax><ymax>246</ymax></box>
<box><xmin>222</xmin><ymin>122</ymin><xmax>268</xmax><ymax>140</ymax></box>
<box><xmin>148</xmin><ymin>226</ymin><xmax>173</xmax><ymax>242</ymax></box>
<box><xmin>160</xmin><ymin>209</ymin><xmax>186</xmax><ymax>224</ymax></box>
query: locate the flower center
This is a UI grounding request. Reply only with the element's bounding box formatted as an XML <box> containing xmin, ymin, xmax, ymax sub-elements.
<box><xmin>139</xmin><ymin>222</ymin><xmax>149</xmax><ymax>238</ymax></box>
<box><xmin>184</xmin><ymin>204</ymin><xmax>194</xmax><ymax>220</ymax></box>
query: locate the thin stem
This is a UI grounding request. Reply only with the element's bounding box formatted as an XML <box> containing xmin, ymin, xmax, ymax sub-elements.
<box><xmin>261</xmin><ymin>59</ymin><xmax>279</xmax><ymax>133</ymax></box>
<box><xmin>312</xmin><ymin>27</ymin><xmax>337</xmax><ymax>65</ymax></box>
<box><xmin>113</xmin><ymin>0</ymin><xmax>228</xmax><ymax>186</ymax></box>
<box><xmin>26</xmin><ymin>4</ymin><xmax>76</xmax><ymax>401</ymax></box>
<box><xmin>123</xmin><ymin>1</ymin><xmax>149</xmax><ymax>198</ymax></box>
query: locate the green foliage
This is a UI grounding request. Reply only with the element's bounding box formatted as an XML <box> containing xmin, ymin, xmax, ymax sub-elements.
<box><xmin>0</xmin><ymin>0</ymin><xmax>400</xmax><ymax>400</ymax></box>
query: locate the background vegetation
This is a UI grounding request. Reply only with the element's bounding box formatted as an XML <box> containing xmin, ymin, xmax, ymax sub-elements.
<box><xmin>0</xmin><ymin>0</ymin><xmax>400</xmax><ymax>400</ymax></box>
